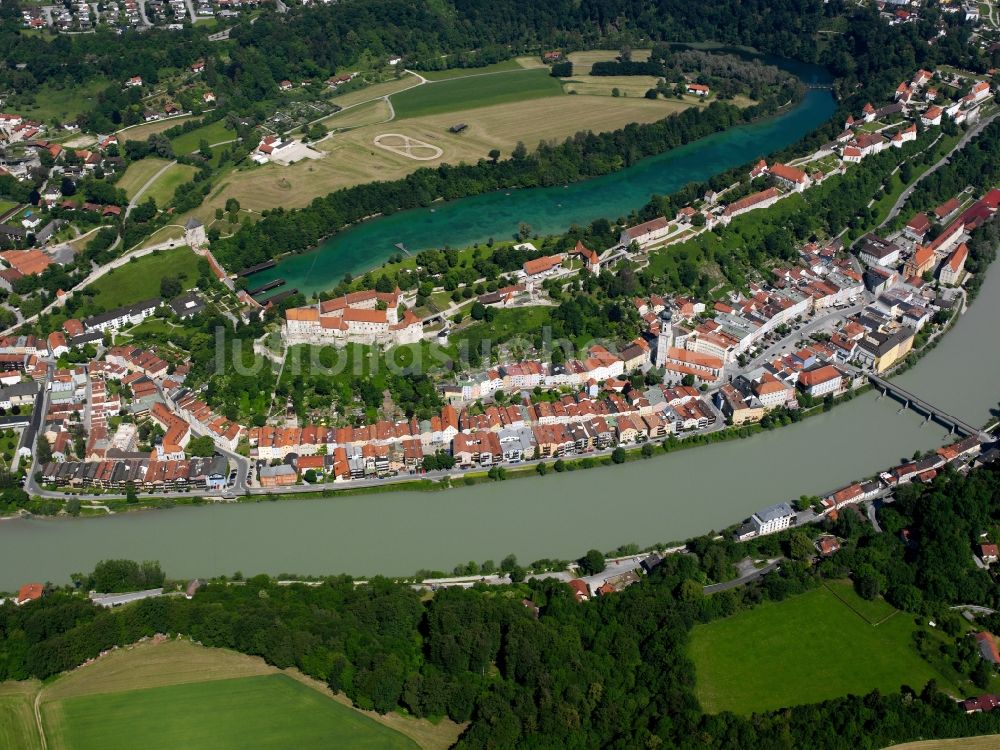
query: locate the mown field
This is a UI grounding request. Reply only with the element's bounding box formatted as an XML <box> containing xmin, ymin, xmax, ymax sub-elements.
<box><xmin>565</xmin><ymin>49</ymin><xmax>653</xmax><ymax>73</ymax></box>
<box><xmin>189</xmin><ymin>94</ymin><xmax>684</xmax><ymax>221</ymax></box>
<box><xmin>86</xmin><ymin>246</ymin><xmax>200</xmax><ymax>309</ymax></box>
<box><xmin>0</xmin><ymin>682</ymin><xmax>41</xmax><ymax>750</ymax></box>
<box><xmin>4</xmin><ymin>639</ymin><xmax>453</xmax><ymax>750</ymax></box>
<box><xmin>118</xmin><ymin>115</ymin><xmax>195</xmax><ymax>143</ymax></box>
<box><xmin>118</xmin><ymin>157</ymin><xmax>174</xmax><ymax>199</ymax></box>
<box><xmin>689</xmin><ymin>583</ymin><xmax>961</xmax><ymax>715</ymax></box>
<box><xmin>322</xmin><ymin>99</ymin><xmax>392</xmax><ymax>131</ymax></box>
<box><xmin>143</xmin><ymin>163</ymin><xmax>199</xmax><ymax>207</ymax></box>
<box><xmin>169</xmin><ymin>121</ymin><xmax>237</xmax><ymax>154</ymax></box>
<box><xmin>327</xmin><ymin>74</ymin><xmax>424</xmax><ymax>109</ymax></box>
<box><xmin>44</xmin><ymin>674</ymin><xmax>418</xmax><ymax>750</ymax></box>
<box><xmin>390</xmin><ymin>69</ymin><xmax>564</xmax><ymax>119</ymax></box>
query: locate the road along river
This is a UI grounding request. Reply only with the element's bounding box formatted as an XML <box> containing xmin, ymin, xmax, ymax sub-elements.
<box><xmin>0</xmin><ymin>259</ymin><xmax>997</xmax><ymax>589</ymax></box>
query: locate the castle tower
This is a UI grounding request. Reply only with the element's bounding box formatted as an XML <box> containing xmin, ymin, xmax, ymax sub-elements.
<box><xmin>655</xmin><ymin>309</ymin><xmax>674</xmax><ymax>367</ymax></box>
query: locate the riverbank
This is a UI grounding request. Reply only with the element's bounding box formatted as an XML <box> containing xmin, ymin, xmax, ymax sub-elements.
<box><xmin>3</xmin><ymin>247</ymin><xmax>996</xmax><ymax>591</ymax></box>
<box><xmin>245</xmin><ymin>60</ymin><xmax>835</xmax><ymax>295</ymax></box>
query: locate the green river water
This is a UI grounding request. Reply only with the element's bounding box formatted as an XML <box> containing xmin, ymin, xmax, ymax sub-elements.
<box><xmin>248</xmin><ymin>58</ymin><xmax>836</xmax><ymax>296</ymax></box>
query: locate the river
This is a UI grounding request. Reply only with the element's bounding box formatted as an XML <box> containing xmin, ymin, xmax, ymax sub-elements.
<box><xmin>0</xmin><ymin>259</ymin><xmax>997</xmax><ymax>589</ymax></box>
<box><xmin>248</xmin><ymin>58</ymin><xmax>836</xmax><ymax>296</ymax></box>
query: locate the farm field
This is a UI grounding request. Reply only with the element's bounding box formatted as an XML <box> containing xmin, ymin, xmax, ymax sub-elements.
<box><xmin>143</xmin><ymin>163</ymin><xmax>199</xmax><ymax>207</ymax></box>
<box><xmin>420</xmin><ymin>59</ymin><xmax>528</xmax><ymax>80</ymax></box>
<box><xmin>118</xmin><ymin>158</ymin><xmax>174</xmax><ymax>199</ymax></box>
<box><xmin>689</xmin><ymin>583</ymin><xmax>960</xmax><ymax>715</ymax></box>
<box><xmin>0</xmin><ymin>682</ymin><xmax>41</xmax><ymax>750</ymax></box>
<box><xmin>322</xmin><ymin>99</ymin><xmax>392</xmax><ymax>131</ymax></box>
<box><xmin>12</xmin><ymin>638</ymin><xmax>460</xmax><ymax>750</ymax></box>
<box><xmin>118</xmin><ymin>115</ymin><xmax>195</xmax><ymax>143</ymax></box>
<box><xmin>43</xmin><ymin>674</ymin><xmax>419</xmax><ymax>750</ymax></box>
<box><xmin>86</xmin><ymin>246</ymin><xmax>200</xmax><ymax>309</ymax></box>
<box><xmin>391</xmin><ymin>69</ymin><xmax>564</xmax><ymax>119</ymax></box>
<box><xmin>192</xmin><ymin>95</ymin><xmax>686</xmax><ymax>217</ymax></box>
<box><xmin>328</xmin><ymin>74</ymin><xmax>423</xmax><ymax>109</ymax></box>
<box><xmin>564</xmin><ymin>74</ymin><xmax>673</xmax><ymax>98</ymax></box>
<box><xmin>170</xmin><ymin>121</ymin><xmax>237</xmax><ymax>154</ymax></box>
<box><xmin>566</xmin><ymin>49</ymin><xmax>653</xmax><ymax>72</ymax></box>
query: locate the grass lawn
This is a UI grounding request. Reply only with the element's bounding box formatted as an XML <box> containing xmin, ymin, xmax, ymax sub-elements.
<box><xmin>86</xmin><ymin>246</ymin><xmax>200</xmax><ymax>310</ymax></box>
<box><xmin>0</xmin><ymin>683</ymin><xmax>41</xmax><ymax>750</ymax></box>
<box><xmin>143</xmin><ymin>163</ymin><xmax>199</xmax><ymax>207</ymax></box>
<box><xmin>390</xmin><ymin>69</ymin><xmax>564</xmax><ymax>119</ymax></box>
<box><xmin>0</xmin><ymin>199</ymin><xmax>20</xmax><ymax>218</ymax></box>
<box><xmin>9</xmin><ymin>77</ymin><xmax>109</xmax><ymax>123</ymax></box>
<box><xmin>135</xmin><ymin>224</ymin><xmax>186</xmax><ymax>251</ymax></box>
<box><xmin>689</xmin><ymin>583</ymin><xmax>960</xmax><ymax>715</ymax></box>
<box><xmin>43</xmin><ymin>674</ymin><xmax>418</xmax><ymax>750</ymax></box>
<box><xmin>452</xmin><ymin>306</ymin><xmax>552</xmax><ymax>355</ymax></box>
<box><xmin>170</xmin><ymin>121</ymin><xmax>237</xmax><ymax>154</ymax></box>
<box><xmin>117</xmin><ymin>157</ymin><xmax>173</xmax><ymax>199</ymax></box>
<box><xmin>118</xmin><ymin>115</ymin><xmax>195</xmax><ymax>143</ymax></box>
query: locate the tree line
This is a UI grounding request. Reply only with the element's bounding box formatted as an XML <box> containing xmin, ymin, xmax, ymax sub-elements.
<box><xmin>211</xmin><ymin>96</ymin><xmax>791</xmax><ymax>271</ymax></box>
<box><xmin>3</xmin><ymin>466</ymin><xmax>1000</xmax><ymax>748</ymax></box>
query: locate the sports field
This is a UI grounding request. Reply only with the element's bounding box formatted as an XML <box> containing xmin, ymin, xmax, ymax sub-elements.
<box><xmin>390</xmin><ymin>69</ymin><xmax>564</xmax><ymax>119</ymax></box>
<box><xmin>86</xmin><ymin>246</ymin><xmax>200</xmax><ymax>309</ymax></box>
<box><xmin>689</xmin><ymin>583</ymin><xmax>959</xmax><ymax>715</ymax></box>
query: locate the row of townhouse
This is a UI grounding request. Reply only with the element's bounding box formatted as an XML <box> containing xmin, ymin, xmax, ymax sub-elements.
<box><xmin>106</xmin><ymin>346</ymin><xmax>170</xmax><ymax>379</ymax></box>
<box><xmin>39</xmin><ymin>455</ymin><xmax>228</xmax><ymax>491</ymax></box>
<box><xmin>443</xmin><ymin>344</ymin><xmax>641</xmax><ymax>403</ymax></box>
<box><xmin>170</xmin><ymin>389</ymin><xmax>242</xmax><ymax>451</ymax></box>
<box><xmin>247</xmin><ymin>384</ymin><xmax>720</xmax><ymax>472</ymax></box>
<box><xmin>881</xmin><ymin>436</ymin><xmax>984</xmax><ymax>487</ymax></box>
<box><xmin>817</xmin><ymin>436</ymin><xmax>984</xmax><ymax>515</ymax></box>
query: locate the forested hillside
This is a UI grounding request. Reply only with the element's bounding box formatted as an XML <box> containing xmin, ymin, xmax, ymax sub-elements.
<box><xmin>3</xmin><ymin>465</ymin><xmax>1000</xmax><ymax>748</ymax></box>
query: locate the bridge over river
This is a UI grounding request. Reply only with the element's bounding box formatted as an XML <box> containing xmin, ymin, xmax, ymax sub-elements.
<box><xmin>869</xmin><ymin>374</ymin><xmax>990</xmax><ymax>441</ymax></box>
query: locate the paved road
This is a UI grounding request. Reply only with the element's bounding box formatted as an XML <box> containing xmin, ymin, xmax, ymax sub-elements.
<box><xmin>881</xmin><ymin>109</ymin><xmax>1000</xmax><ymax>227</ymax></box>
<box><xmin>27</xmin><ymin>419</ymin><xmax>730</xmax><ymax>501</ymax></box>
<box><xmin>704</xmin><ymin>559</ymin><xmax>781</xmax><ymax>594</ymax></box>
<box><xmin>0</xmin><ymin>235</ymin><xmax>182</xmax><ymax>338</ymax></box>
<box><xmin>733</xmin><ymin>302</ymin><xmax>867</xmax><ymax>376</ymax></box>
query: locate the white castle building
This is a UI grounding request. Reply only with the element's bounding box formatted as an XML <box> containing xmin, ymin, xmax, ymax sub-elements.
<box><xmin>284</xmin><ymin>288</ymin><xmax>423</xmax><ymax>347</ymax></box>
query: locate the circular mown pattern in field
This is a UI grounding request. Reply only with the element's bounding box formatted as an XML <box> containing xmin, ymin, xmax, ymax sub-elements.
<box><xmin>373</xmin><ymin>133</ymin><xmax>444</xmax><ymax>161</ymax></box>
